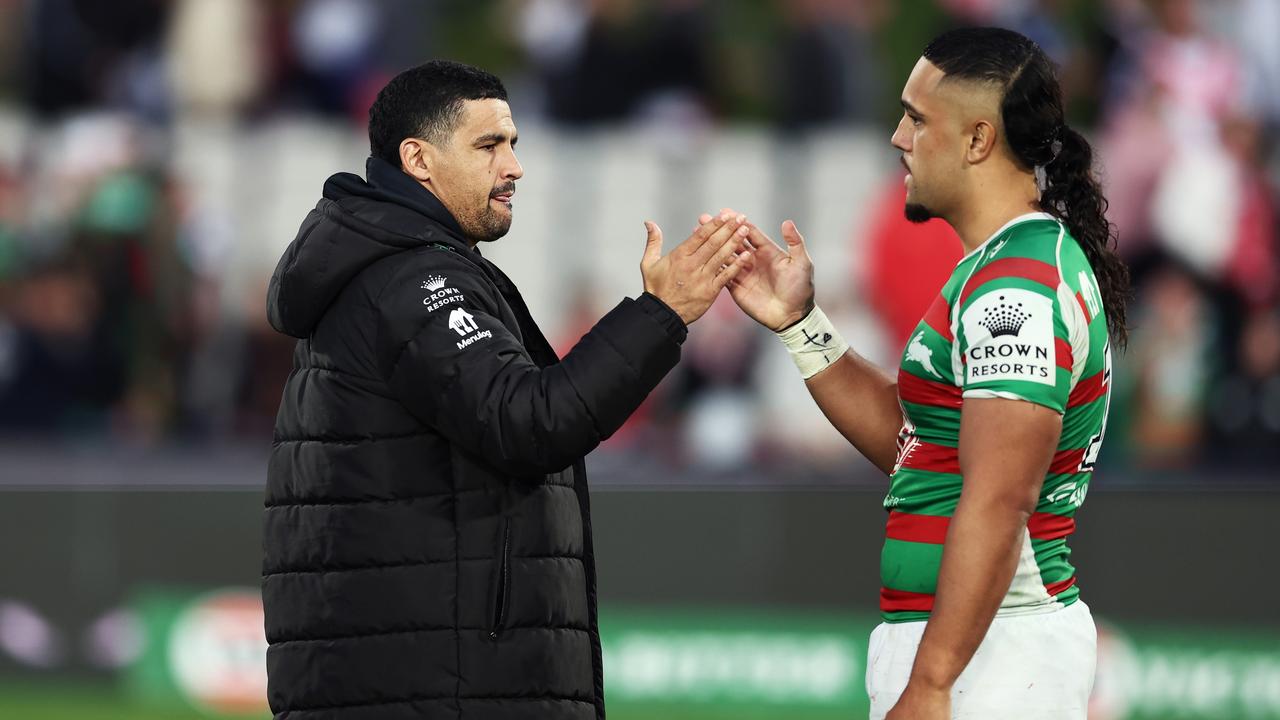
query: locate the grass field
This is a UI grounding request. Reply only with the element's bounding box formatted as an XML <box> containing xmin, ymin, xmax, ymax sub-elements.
<box><xmin>0</xmin><ymin>683</ymin><xmax>856</xmax><ymax>720</ymax></box>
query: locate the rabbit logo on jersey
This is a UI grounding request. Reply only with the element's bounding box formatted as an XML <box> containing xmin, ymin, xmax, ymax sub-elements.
<box><xmin>961</xmin><ymin>288</ymin><xmax>1055</xmax><ymax>386</ymax></box>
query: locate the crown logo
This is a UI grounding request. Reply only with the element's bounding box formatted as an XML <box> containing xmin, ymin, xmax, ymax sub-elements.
<box><xmin>422</xmin><ymin>275</ymin><xmax>447</xmax><ymax>292</ymax></box>
<box><xmin>979</xmin><ymin>295</ymin><xmax>1030</xmax><ymax>337</ymax></box>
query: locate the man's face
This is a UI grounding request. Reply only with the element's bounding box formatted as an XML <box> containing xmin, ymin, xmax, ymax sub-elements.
<box><xmin>890</xmin><ymin>58</ymin><xmax>968</xmax><ymax>223</ymax></box>
<box><xmin>427</xmin><ymin>98</ymin><xmax>523</xmax><ymax>244</ymax></box>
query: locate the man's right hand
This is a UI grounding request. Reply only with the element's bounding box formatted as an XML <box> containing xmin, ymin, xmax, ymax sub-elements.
<box><xmin>641</xmin><ymin>212</ymin><xmax>751</xmax><ymax>325</ymax></box>
<box><xmin>722</xmin><ymin>216</ymin><xmax>816</xmax><ymax>331</ymax></box>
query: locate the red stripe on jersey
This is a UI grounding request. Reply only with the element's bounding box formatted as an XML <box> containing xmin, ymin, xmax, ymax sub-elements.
<box><xmin>1068</xmin><ymin>370</ymin><xmax>1107</xmax><ymax>408</ymax></box>
<box><xmin>959</xmin><ymin>258</ymin><xmax>1060</xmax><ymax>306</ymax></box>
<box><xmin>1045</xmin><ymin>576</ymin><xmax>1077</xmax><ymax>597</ymax></box>
<box><xmin>886</xmin><ymin>511</ymin><xmax>950</xmax><ymax>544</ymax></box>
<box><xmin>1028</xmin><ymin>512</ymin><xmax>1076</xmax><ymax>540</ymax></box>
<box><xmin>1049</xmin><ymin>448</ymin><xmax>1088</xmax><ymax>474</ymax></box>
<box><xmin>1074</xmin><ymin>292</ymin><xmax>1093</xmax><ymax>324</ymax></box>
<box><xmin>921</xmin><ymin>294</ymin><xmax>953</xmax><ymax>341</ymax></box>
<box><xmin>1055</xmin><ymin>337</ymin><xmax>1073</xmax><ymax>371</ymax></box>
<box><xmin>903</xmin><ymin>442</ymin><xmax>1088</xmax><ymax>475</ymax></box>
<box><xmin>887</xmin><ymin>510</ymin><xmax>1074</xmax><ymax>545</ymax></box>
<box><xmin>898</xmin><ymin>441</ymin><xmax>960</xmax><ymax>475</ymax></box>
<box><xmin>898</xmin><ymin>371</ymin><xmax>962</xmax><ymax>409</ymax></box>
<box><xmin>881</xmin><ymin>587</ymin><xmax>935</xmax><ymax>612</ymax></box>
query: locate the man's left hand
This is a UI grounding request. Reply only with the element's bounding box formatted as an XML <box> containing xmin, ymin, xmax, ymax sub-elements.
<box><xmin>885</xmin><ymin>682</ymin><xmax>950</xmax><ymax>720</ymax></box>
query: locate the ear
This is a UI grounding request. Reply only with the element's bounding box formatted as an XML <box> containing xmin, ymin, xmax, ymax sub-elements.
<box><xmin>399</xmin><ymin>137</ymin><xmax>432</xmax><ymax>183</ymax></box>
<box><xmin>966</xmin><ymin>119</ymin><xmax>999</xmax><ymax>164</ymax></box>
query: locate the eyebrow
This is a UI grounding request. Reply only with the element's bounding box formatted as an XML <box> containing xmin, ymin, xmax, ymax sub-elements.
<box><xmin>900</xmin><ymin>99</ymin><xmax>924</xmax><ymax>118</ymax></box>
<box><xmin>472</xmin><ymin>132</ymin><xmax>518</xmax><ymax>146</ymax></box>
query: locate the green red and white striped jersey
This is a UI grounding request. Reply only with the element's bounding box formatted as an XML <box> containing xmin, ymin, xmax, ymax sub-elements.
<box><xmin>882</xmin><ymin>212</ymin><xmax>1111</xmax><ymax>623</ymax></box>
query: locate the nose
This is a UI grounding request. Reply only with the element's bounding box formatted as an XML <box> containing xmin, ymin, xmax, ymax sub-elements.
<box><xmin>890</xmin><ymin>115</ymin><xmax>911</xmax><ymax>153</ymax></box>
<box><xmin>504</xmin><ymin>148</ymin><xmax>524</xmax><ymax>181</ymax></box>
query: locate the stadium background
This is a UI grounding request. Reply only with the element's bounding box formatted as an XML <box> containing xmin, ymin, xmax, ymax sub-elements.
<box><xmin>0</xmin><ymin>0</ymin><xmax>1278</xmax><ymax>718</ymax></box>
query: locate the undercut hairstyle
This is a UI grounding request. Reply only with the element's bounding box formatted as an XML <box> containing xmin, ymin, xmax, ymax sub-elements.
<box><xmin>924</xmin><ymin>27</ymin><xmax>1130</xmax><ymax>348</ymax></box>
<box><xmin>368</xmin><ymin>60</ymin><xmax>508</xmax><ymax>167</ymax></box>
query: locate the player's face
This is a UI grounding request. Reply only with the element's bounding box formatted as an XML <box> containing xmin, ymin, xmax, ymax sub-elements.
<box><xmin>430</xmin><ymin>99</ymin><xmax>523</xmax><ymax>243</ymax></box>
<box><xmin>891</xmin><ymin>58</ymin><xmax>964</xmax><ymax>223</ymax></box>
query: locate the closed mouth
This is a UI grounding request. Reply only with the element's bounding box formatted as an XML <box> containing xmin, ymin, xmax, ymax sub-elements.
<box><xmin>491</xmin><ymin>186</ymin><xmax>515</xmax><ymax>205</ymax></box>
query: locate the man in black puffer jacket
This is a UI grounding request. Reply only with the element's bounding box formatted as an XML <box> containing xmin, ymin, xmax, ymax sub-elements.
<box><xmin>263</xmin><ymin>61</ymin><xmax>752</xmax><ymax>719</ymax></box>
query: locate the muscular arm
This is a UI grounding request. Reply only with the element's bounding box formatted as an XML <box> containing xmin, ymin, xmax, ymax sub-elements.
<box><xmin>805</xmin><ymin>353</ymin><xmax>903</xmax><ymax>474</ymax></box>
<box><xmin>904</xmin><ymin>396</ymin><xmax>1061</xmax><ymax>693</ymax></box>
<box><xmin>723</xmin><ymin>218</ymin><xmax>904</xmax><ymax>472</ymax></box>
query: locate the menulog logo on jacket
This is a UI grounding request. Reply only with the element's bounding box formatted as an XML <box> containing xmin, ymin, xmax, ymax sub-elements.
<box><xmin>448</xmin><ymin>308</ymin><xmax>492</xmax><ymax>349</ymax></box>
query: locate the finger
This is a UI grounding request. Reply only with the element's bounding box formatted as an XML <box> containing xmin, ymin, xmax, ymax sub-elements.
<box><xmin>678</xmin><ymin>211</ymin><xmax>732</xmax><ymax>257</ymax></box>
<box><xmin>714</xmin><ymin>248</ymin><xmax>752</xmax><ymax>289</ymax></box>
<box><xmin>693</xmin><ymin>213</ymin><xmax>747</xmax><ymax>264</ymax></box>
<box><xmin>641</xmin><ymin>221</ymin><xmax>663</xmax><ymax>267</ymax></box>
<box><xmin>698</xmin><ymin>213</ymin><xmax>713</xmax><ymax>225</ymax></box>
<box><xmin>704</xmin><ymin>222</ymin><xmax>751</xmax><ymax>271</ymax></box>
<box><xmin>781</xmin><ymin>220</ymin><xmax>810</xmax><ymax>261</ymax></box>
<box><xmin>691</xmin><ymin>210</ymin><xmax>732</xmax><ymax>245</ymax></box>
<box><xmin>745</xmin><ymin>223</ymin><xmax>785</xmax><ymax>261</ymax></box>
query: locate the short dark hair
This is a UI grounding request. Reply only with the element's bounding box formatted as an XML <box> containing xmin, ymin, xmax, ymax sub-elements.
<box><xmin>367</xmin><ymin>60</ymin><xmax>508</xmax><ymax>167</ymax></box>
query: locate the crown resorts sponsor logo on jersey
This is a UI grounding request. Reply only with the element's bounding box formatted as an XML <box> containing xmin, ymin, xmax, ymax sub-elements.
<box><xmin>961</xmin><ymin>288</ymin><xmax>1055</xmax><ymax>386</ymax></box>
<box><xmin>422</xmin><ymin>275</ymin><xmax>466</xmax><ymax>312</ymax></box>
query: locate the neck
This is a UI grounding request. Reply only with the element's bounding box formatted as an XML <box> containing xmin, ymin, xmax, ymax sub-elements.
<box><xmin>947</xmin><ymin>171</ymin><xmax>1041</xmax><ymax>253</ymax></box>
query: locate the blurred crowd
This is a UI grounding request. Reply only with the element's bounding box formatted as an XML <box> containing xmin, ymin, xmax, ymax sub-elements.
<box><xmin>0</xmin><ymin>0</ymin><xmax>1277</xmax><ymax>474</ymax></box>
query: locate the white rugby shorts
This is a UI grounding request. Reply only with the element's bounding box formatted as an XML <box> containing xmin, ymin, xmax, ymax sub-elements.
<box><xmin>866</xmin><ymin>600</ymin><xmax>1097</xmax><ymax>719</ymax></box>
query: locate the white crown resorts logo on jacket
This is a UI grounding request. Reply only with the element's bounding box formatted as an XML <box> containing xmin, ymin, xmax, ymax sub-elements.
<box><xmin>423</xmin><ymin>275</ymin><xmax>466</xmax><ymax>313</ymax></box>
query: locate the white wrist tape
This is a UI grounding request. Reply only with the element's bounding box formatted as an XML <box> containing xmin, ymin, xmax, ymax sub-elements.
<box><xmin>777</xmin><ymin>306</ymin><xmax>849</xmax><ymax>379</ymax></box>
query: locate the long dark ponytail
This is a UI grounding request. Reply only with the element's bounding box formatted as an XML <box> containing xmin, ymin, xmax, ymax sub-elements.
<box><xmin>924</xmin><ymin>27</ymin><xmax>1130</xmax><ymax>348</ymax></box>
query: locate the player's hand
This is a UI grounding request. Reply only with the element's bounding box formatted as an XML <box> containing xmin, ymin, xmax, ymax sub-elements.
<box><xmin>640</xmin><ymin>211</ymin><xmax>752</xmax><ymax>325</ymax></box>
<box><xmin>719</xmin><ymin>213</ymin><xmax>816</xmax><ymax>331</ymax></box>
<box><xmin>885</xmin><ymin>682</ymin><xmax>950</xmax><ymax>720</ymax></box>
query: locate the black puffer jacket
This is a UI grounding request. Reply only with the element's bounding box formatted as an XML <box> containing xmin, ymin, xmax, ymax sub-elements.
<box><xmin>263</xmin><ymin>158</ymin><xmax>686</xmax><ymax>719</ymax></box>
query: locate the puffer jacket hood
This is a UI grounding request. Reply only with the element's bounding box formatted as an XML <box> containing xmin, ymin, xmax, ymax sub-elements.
<box><xmin>266</xmin><ymin>157</ymin><xmax>470</xmax><ymax>338</ymax></box>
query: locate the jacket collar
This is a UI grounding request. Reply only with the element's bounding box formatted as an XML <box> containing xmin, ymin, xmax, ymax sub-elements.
<box><xmin>363</xmin><ymin>157</ymin><xmax>472</xmax><ymax>246</ymax></box>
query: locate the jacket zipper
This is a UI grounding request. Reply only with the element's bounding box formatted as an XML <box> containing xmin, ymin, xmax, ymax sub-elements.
<box><xmin>489</xmin><ymin>518</ymin><xmax>512</xmax><ymax>640</ymax></box>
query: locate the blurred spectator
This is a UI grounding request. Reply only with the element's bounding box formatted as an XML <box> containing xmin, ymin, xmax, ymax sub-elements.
<box><xmin>73</xmin><ymin>168</ymin><xmax>193</xmax><ymax>443</ymax></box>
<box><xmin>1101</xmin><ymin>0</ymin><xmax>1247</xmax><ymax>261</ymax></box>
<box><xmin>667</xmin><ymin>295</ymin><xmax>763</xmax><ymax>469</ymax></box>
<box><xmin>861</xmin><ymin>178</ymin><xmax>963</xmax><ymax>351</ymax></box>
<box><xmin>518</xmin><ymin>0</ymin><xmax>648</xmax><ymax>124</ymax></box>
<box><xmin>167</xmin><ymin>0</ymin><xmax>264</xmax><ymax>119</ymax></box>
<box><xmin>1208</xmin><ymin>307</ymin><xmax>1280</xmax><ymax>467</ymax></box>
<box><xmin>776</xmin><ymin>0</ymin><xmax>887</xmax><ymax>130</ymax></box>
<box><xmin>1218</xmin><ymin>113</ymin><xmax>1278</xmax><ymax>309</ymax></box>
<box><xmin>1122</xmin><ymin>262</ymin><xmax>1214</xmax><ymax>467</ymax></box>
<box><xmin>21</xmin><ymin>0</ymin><xmax>171</xmax><ymax>119</ymax></box>
<box><xmin>518</xmin><ymin>0</ymin><xmax>713</xmax><ymax>126</ymax></box>
<box><xmin>0</xmin><ymin>256</ymin><xmax>125</xmax><ymax>434</ymax></box>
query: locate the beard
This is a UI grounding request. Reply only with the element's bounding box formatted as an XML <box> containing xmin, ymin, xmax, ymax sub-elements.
<box><xmin>903</xmin><ymin>202</ymin><xmax>936</xmax><ymax>224</ymax></box>
<box><xmin>456</xmin><ymin>195</ymin><xmax>513</xmax><ymax>243</ymax></box>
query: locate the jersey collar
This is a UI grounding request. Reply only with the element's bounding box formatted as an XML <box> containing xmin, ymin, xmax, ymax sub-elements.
<box><xmin>959</xmin><ymin>211</ymin><xmax>1058</xmax><ymax>263</ymax></box>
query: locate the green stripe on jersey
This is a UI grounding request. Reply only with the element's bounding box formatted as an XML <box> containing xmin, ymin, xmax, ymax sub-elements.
<box><xmin>881</xmin><ymin>538</ymin><xmax>944</xmax><ymax>595</ymax></box>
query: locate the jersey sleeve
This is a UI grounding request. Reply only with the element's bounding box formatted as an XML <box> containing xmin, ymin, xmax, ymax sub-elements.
<box><xmin>955</xmin><ymin>264</ymin><xmax>1072</xmax><ymax>414</ymax></box>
